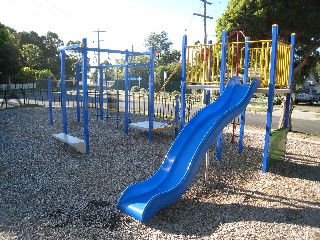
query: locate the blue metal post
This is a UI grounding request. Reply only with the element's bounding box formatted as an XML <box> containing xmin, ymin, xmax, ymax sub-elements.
<box><xmin>148</xmin><ymin>47</ymin><xmax>155</xmax><ymax>141</ymax></box>
<box><xmin>75</xmin><ymin>63</ymin><xmax>81</xmax><ymax>123</ymax></box>
<box><xmin>116</xmin><ymin>70</ymin><xmax>120</xmax><ymax>129</ymax></box>
<box><xmin>105</xmin><ymin>69</ymin><xmax>109</xmax><ymax>123</ymax></box>
<box><xmin>180</xmin><ymin>35</ymin><xmax>187</xmax><ymax>130</ymax></box>
<box><xmin>238</xmin><ymin>37</ymin><xmax>250</xmax><ymax>153</ymax></box>
<box><xmin>217</xmin><ymin>30</ymin><xmax>227</xmax><ymax>161</ymax></box>
<box><xmin>48</xmin><ymin>76</ymin><xmax>53</xmax><ymax>126</ymax></box>
<box><xmin>262</xmin><ymin>25</ymin><xmax>278</xmax><ymax>172</ymax></box>
<box><xmin>60</xmin><ymin>45</ymin><xmax>68</xmax><ymax>134</ymax></box>
<box><xmin>82</xmin><ymin>38</ymin><xmax>90</xmax><ymax>154</ymax></box>
<box><xmin>205</xmin><ymin>90</ymin><xmax>210</xmax><ymax>105</ymax></box>
<box><xmin>124</xmin><ymin>50</ymin><xmax>129</xmax><ymax>134</ymax></box>
<box><xmin>174</xmin><ymin>95</ymin><xmax>179</xmax><ymax>137</ymax></box>
<box><xmin>284</xmin><ymin>33</ymin><xmax>296</xmax><ymax>128</ymax></box>
<box><xmin>99</xmin><ymin>66</ymin><xmax>104</xmax><ymax>120</ymax></box>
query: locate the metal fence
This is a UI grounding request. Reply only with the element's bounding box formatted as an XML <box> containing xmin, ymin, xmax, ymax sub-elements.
<box><xmin>1</xmin><ymin>88</ymin><xmax>198</xmax><ymax>121</ymax></box>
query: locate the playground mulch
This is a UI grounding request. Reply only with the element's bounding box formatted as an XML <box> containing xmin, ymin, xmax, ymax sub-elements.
<box><xmin>0</xmin><ymin>106</ymin><xmax>319</xmax><ymax>239</ymax></box>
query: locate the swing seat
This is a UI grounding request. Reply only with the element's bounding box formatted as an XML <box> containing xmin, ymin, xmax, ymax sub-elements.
<box><xmin>129</xmin><ymin>121</ymin><xmax>173</xmax><ymax>131</ymax></box>
<box><xmin>52</xmin><ymin>133</ymin><xmax>86</xmax><ymax>153</ymax></box>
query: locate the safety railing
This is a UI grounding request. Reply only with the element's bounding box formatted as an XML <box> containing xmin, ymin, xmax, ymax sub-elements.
<box><xmin>186</xmin><ymin>43</ymin><xmax>222</xmax><ymax>85</ymax></box>
<box><xmin>185</xmin><ymin>39</ymin><xmax>292</xmax><ymax>88</ymax></box>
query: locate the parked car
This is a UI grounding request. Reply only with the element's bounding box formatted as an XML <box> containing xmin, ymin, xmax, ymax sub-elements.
<box><xmin>294</xmin><ymin>88</ymin><xmax>320</xmax><ymax>104</ymax></box>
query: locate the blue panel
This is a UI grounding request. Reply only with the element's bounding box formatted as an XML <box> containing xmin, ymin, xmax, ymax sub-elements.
<box><xmin>117</xmin><ymin>77</ymin><xmax>259</xmax><ymax>222</ymax></box>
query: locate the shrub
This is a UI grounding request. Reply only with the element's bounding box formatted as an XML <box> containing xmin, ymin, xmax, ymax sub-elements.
<box><xmin>131</xmin><ymin>86</ymin><xmax>140</xmax><ymax>92</ymax></box>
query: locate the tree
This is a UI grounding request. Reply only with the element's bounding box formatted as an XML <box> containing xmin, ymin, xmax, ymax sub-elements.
<box><xmin>155</xmin><ymin>62</ymin><xmax>181</xmax><ymax>92</ymax></box>
<box><xmin>0</xmin><ymin>23</ymin><xmax>20</xmax><ymax>83</ymax></box>
<box><xmin>144</xmin><ymin>31</ymin><xmax>181</xmax><ymax>92</ymax></box>
<box><xmin>65</xmin><ymin>40</ymin><xmax>82</xmax><ymax>79</ymax></box>
<box><xmin>20</xmin><ymin>44</ymin><xmax>43</xmax><ymax>69</ymax></box>
<box><xmin>144</xmin><ymin>31</ymin><xmax>180</xmax><ymax>66</ymax></box>
<box><xmin>145</xmin><ymin>31</ymin><xmax>172</xmax><ymax>55</ymax></box>
<box><xmin>129</xmin><ymin>55</ymin><xmax>150</xmax><ymax>82</ymax></box>
<box><xmin>42</xmin><ymin>32</ymin><xmax>63</xmax><ymax>79</ymax></box>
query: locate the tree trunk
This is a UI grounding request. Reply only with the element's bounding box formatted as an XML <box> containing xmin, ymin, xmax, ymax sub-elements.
<box><xmin>278</xmin><ymin>95</ymin><xmax>286</xmax><ymax>130</ymax></box>
<box><xmin>278</xmin><ymin>94</ymin><xmax>293</xmax><ymax>131</ymax></box>
<box><xmin>293</xmin><ymin>41</ymin><xmax>320</xmax><ymax>77</ymax></box>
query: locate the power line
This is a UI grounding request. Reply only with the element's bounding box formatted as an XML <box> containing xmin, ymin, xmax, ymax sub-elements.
<box><xmin>193</xmin><ymin>0</ymin><xmax>213</xmax><ymax>44</ymax></box>
<box><xmin>184</xmin><ymin>2</ymin><xmax>202</xmax><ymax>33</ymax></box>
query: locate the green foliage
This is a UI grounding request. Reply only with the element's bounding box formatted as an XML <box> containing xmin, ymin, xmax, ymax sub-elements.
<box><xmin>20</xmin><ymin>44</ymin><xmax>43</xmax><ymax>69</ymax></box>
<box><xmin>0</xmin><ymin>23</ymin><xmax>20</xmax><ymax>82</ymax></box>
<box><xmin>17</xmin><ymin>67</ymin><xmax>54</xmax><ymax>82</ymax></box>
<box><xmin>139</xmin><ymin>88</ymin><xmax>147</xmax><ymax>93</ymax></box>
<box><xmin>131</xmin><ymin>86</ymin><xmax>140</xmax><ymax>92</ymax></box>
<box><xmin>0</xmin><ymin>23</ymin><xmax>77</xmax><ymax>83</ymax></box>
<box><xmin>273</xmin><ymin>94</ymin><xmax>282</xmax><ymax>105</ymax></box>
<box><xmin>144</xmin><ymin>31</ymin><xmax>180</xmax><ymax>66</ymax></box>
<box><xmin>172</xmin><ymin>90</ymin><xmax>180</xmax><ymax>95</ymax></box>
<box><xmin>154</xmin><ymin>62</ymin><xmax>181</xmax><ymax>92</ymax></box>
<box><xmin>129</xmin><ymin>55</ymin><xmax>150</xmax><ymax>81</ymax></box>
<box><xmin>145</xmin><ymin>31</ymin><xmax>172</xmax><ymax>54</ymax></box>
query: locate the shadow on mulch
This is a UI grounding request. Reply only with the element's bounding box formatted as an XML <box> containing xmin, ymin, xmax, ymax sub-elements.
<box><xmin>146</xmin><ymin>188</ymin><xmax>320</xmax><ymax>237</ymax></box>
<box><xmin>269</xmin><ymin>154</ymin><xmax>320</xmax><ymax>182</ymax></box>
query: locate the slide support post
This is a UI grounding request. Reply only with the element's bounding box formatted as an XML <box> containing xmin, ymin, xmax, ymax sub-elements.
<box><xmin>284</xmin><ymin>33</ymin><xmax>296</xmax><ymax>128</ymax></box>
<box><xmin>81</xmin><ymin>38</ymin><xmax>90</xmax><ymax>154</ymax></box>
<box><xmin>148</xmin><ymin>47</ymin><xmax>155</xmax><ymax>141</ymax></box>
<box><xmin>262</xmin><ymin>25</ymin><xmax>278</xmax><ymax>172</ymax></box>
<box><xmin>60</xmin><ymin>45</ymin><xmax>68</xmax><ymax>135</ymax></box>
<box><xmin>238</xmin><ymin>37</ymin><xmax>250</xmax><ymax>152</ymax></box>
<box><xmin>217</xmin><ymin>30</ymin><xmax>227</xmax><ymax>161</ymax></box>
<box><xmin>180</xmin><ymin>35</ymin><xmax>187</xmax><ymax>131</ymax></box>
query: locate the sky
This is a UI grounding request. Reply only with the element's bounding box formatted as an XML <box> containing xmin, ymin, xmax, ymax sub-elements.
<box><xmin>1</xmin><ymin>0</ymin><xmax>228</xmax><ymax>63</ymax></box>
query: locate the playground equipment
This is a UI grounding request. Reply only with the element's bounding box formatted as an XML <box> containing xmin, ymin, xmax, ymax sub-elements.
<box><xmin>52</xmin><ymin>38</ymin><xmax>156</xmax><ymax>153</ymax></box>
<box><xmin>52</xmin><ymin>38</ymin><xmax>181</xmax><ymax>153</ymax></box>
<box><xmin>117</xmin><ymin>77</ymin><xmax>259</xmax><ymax>222</ymax></box>
<box><xmin>117</xmin><ymin>24</ymin><xmax>296</xmax><ymax>222</ymax></box>
<box><xmin>51</xmin><ymin>41</ymin><xmax>89</xmax><ymax>153</ymax></box>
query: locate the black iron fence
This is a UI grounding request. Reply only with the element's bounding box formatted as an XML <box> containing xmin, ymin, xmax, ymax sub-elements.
<box><xmin>1</xmin><ymin>89</ymin><xmax>185</xmax><ymax>121</ymax></box>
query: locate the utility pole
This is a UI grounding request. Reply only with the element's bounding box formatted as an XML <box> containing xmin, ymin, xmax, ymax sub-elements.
<box><xmin>193</xmin><ymin>0</ymin><xmax>213</xmax><ymax>44</ymax></box>
<box><xmin>93</xmin><ymin>29</ymin><xmax>106</xmax><ymax>66</ymax></box>
<box><xmin>93</xmin><ymin>29</ymin><xmax>106</xmax><ymax>85</ymax></box>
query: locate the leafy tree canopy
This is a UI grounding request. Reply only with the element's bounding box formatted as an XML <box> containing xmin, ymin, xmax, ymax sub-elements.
<box><xmin>144</xmin><ymin>31</ymin><xmax>180</xmax><ymax>66</ymax></box>
<box><xmin>0</xmin><ymin>23</ymin><xmax>20</xmax><ymax>81</ymax></box>
<box><xmin>0</xmin><ymin>22</ymin><xmax>81</xmax><ymax>83</ymax></box>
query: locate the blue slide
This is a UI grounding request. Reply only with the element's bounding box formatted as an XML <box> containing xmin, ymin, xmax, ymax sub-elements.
<box><xmin>117</xmin><ymin>78</ymin><xmax>259</xmax><ymax>222</ymax></box>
